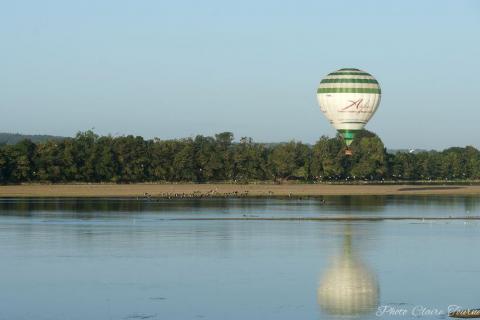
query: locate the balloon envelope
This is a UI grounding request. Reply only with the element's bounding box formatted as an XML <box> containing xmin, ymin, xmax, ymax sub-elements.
<box><xmin>316</xmin><ymin>68</ymin><xmax>381</xmax><ymax>146</ymax></box>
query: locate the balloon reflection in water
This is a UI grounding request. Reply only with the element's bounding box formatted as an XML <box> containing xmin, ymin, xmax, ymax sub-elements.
<box><xmin>317</xmin><ymin>226</ymin><xmax>379</xmax><ymax>316</ymax></box>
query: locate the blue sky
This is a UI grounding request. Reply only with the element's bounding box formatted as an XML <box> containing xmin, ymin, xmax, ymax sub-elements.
<box><xmin>1</xmin><ymin>0</ymin><xmax>479</xmax><ymax>149</ymax></box>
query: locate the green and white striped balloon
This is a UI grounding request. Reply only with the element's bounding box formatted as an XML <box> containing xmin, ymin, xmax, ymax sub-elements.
<box><xmin>316</xmin><ymin>68</ymin><xmax>381</xmax><ymax>146</ymax></box>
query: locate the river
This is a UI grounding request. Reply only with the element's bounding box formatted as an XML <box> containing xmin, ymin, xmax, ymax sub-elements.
<box><xmin>0</xmin><ymin>196</ymin><xmax>479</xmax><ymax>319</ymax></box>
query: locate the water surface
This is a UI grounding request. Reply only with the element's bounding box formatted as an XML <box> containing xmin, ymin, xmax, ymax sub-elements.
<box><xmin>0</xmin><ymin>196</ymin><xmax>479</xmax><ymax>320</ymax></box>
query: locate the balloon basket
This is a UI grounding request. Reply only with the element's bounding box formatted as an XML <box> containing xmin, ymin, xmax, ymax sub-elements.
<box><xmin>344</xmin><ymin>149</ymin><xmax>353</xmax><ymax>156</ymax></box>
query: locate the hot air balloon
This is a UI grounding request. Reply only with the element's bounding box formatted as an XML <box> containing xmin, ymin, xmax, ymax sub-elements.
<box><xmin>316</xmin><ymin>68</ymin><xmax>381</xmax><ymax>155</ymax></box>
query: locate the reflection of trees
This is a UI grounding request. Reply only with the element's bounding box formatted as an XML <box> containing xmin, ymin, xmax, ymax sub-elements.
<box><xmin>317</xmin><ymin>225</ymin><xmax>379</xmax><ymax>316</ymax></box>
<box><xmin>0</xmin><ymin>198</ymin><xmax>270</xmax><ymax>216</ymax></box>
<box><xmin>318</xmin><ymin>195</ymin><xmax>480</xmax><ymax>216</ymax></box>
<box><xmin>321</xmin><ymin>196</ymin><xmax>387</xmax><ymax>212</ymax></box>
<box><xmin>389</xmin><ymin>195</ymin><xmax>480</xmax><ymax>213</ymax></box>
<box><xmin>464</xmin><ymin>196</ymin><xmax>478</xmax><ymax>214</ymax></box>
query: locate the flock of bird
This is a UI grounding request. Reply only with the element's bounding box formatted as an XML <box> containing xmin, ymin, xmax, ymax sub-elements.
<box><xmin>137</xmin><ymin>190</ymin><xmax>325</xmax><ymax>201</ymax></box>
<box><xmin>140</xmin><ymin>190</ymin><xmax>251</xmax><ymax>199</ymax></box>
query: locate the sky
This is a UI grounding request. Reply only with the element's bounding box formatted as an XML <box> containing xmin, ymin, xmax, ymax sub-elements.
<box><xmin>0</xmin><ymin>0</ymin><xmax>479</xmax><ymax>150</ymax></box>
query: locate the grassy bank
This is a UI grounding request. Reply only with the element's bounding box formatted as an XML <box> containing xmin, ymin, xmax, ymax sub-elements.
<box><xmin>0</xmin><ymin>183</ymin><xmax>480</xmax><ymax>198</ymax></box>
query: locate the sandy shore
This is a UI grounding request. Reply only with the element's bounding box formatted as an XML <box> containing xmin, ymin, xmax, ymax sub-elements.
<box><xmin>0</xmin><ymin>183</ymin><xmax>479</xmax><ymax>197</ymax></box>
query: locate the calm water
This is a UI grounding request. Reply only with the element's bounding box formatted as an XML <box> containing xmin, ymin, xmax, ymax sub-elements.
<box><xmin>0</xmin><ymin>196</ymin><xmax>479</xmax><ymax>320</ymax></box>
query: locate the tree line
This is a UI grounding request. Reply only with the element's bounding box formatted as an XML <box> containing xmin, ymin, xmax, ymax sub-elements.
<box><xmin>0</xmin><ymin>130</ymin><xmax>479</xmax><ymax>183</ymax></box>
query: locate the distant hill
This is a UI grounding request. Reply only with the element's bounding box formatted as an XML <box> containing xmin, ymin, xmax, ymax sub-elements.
<box><xmin>0</xmin><ymin>132</ymin><xmax>68</xmax><ymax>145</ymax></box>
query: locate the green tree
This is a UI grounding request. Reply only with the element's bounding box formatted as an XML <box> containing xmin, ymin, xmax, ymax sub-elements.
<box><xmin>390</xmin><ymin>152</ymin><xmax>417</xmax><ymax>180</ymax></box>
<box><xmin>0</xmin><ymin>130</ymin><xmax>478</xmax><ymax>184</ymax></box>
<box><xmin>215</xmin><ymin>132</ymin><xmax>234</xmax><ymax>180</ymax></box>
<box><xmin>113</xmin><ymin>136</ymin><xmax>149</xmax><ymax>182</ymax></box>
<box><xmin>94</xmin><ymin>136</ymin><xmax>117</xmax><ymax>182</ymax></box>
<box><xmin>464</xmin><ymin>146</ymin><xmax>480</xmax><ymax>179</ymax></box>
<box><xmin>311</xmin><ymin>136</ymin><xmax>345</xmax><ymax>180</ymax></box>
<box><xmin>172</xmin><ymin>139</ymin><xmax>196</xmax><ymax>181</ymax></box>
<box><xmin>233</xmin><ymin>137</ymin><xmax>268</xmax><ymax>182</ymax></box>
<box><xmin>150</xmin><ymin>139</ymin><xmax>179</xmax><ymax>181</ymax></box>
<box><xmin>268</xmin><ymin>141</ymin><xmax>310</xmax><ymax>181</ymax></box>
<box><xmin>8</xmin><ymin>139</ymin><xmax>37</xmax><ymax>181</ymax></box>
<box><xmin>0</xmin><ymin>149</ymin><xmax>7</xmax><ymax>183</ymax></box>
<box><xmin>194</xmin><ymin>135</ymin><xmax>222</xmax><ymax>181</ymax></box>
<box><xmin>349</xmin><ymin>134</ymin><xmax>387</xmax><ymax>180</ymax></box>
<box><xmin>35</xmin><ymin>141</ymin><xmax>64</xmax><ymax>182</ymax></box>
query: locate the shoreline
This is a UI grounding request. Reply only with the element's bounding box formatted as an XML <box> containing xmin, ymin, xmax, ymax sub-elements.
<box><xmin>0</xmin><ymin>183</ymin><xmax>480</xmax><ymax>198</ymax></box>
